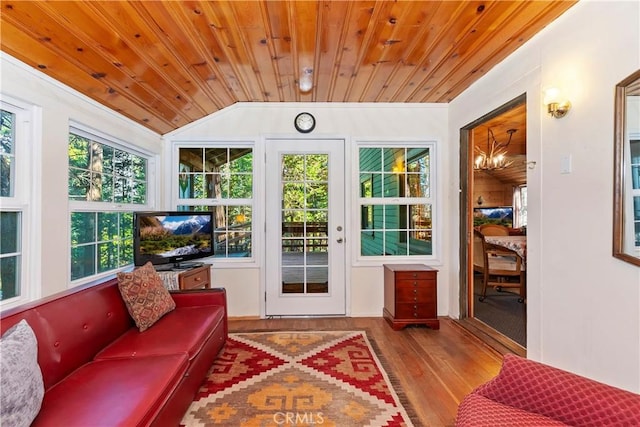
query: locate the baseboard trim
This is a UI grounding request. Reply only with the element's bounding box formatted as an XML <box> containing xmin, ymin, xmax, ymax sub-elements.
<box><xmin>228</xmin><ymin>315</ymin><xmax>261</xmax><ymax>321</ymax></box>
<box><xmin>454</xmin><ymin>317</ymin><xmax>526</xmax><ymax>357</ymax></box>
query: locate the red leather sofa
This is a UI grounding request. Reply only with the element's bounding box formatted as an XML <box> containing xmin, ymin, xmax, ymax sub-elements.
<box><xmin>456</xmin><ymin>353</ymin><xmax>640</xmax><ymax>426</ymax></box>
<box><xmin>0</xmin><ymin>277</ymin><xmax>227</xmax><ymax>427</ymax></box>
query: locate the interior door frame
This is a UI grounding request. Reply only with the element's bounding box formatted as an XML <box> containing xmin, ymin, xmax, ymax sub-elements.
<box><xmin>458</xmin><ymin>93</ymin><xmax>527</xmax><ymax>355</ymax></box>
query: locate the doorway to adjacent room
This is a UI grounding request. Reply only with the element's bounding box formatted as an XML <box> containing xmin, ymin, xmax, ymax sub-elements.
<box><xmin>459</xmin><ymin>94</ymin><xmax>528</xmax><ymax>353</ymax></box>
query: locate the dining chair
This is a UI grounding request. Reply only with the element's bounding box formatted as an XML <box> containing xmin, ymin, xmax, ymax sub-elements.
<box><xmin>477</xmin><ymin>223</ymin><xmax>518</xmax><ymax>259</ymax></box>
<box><xmin>476</xmin><ymin>230</ymin><xmax>526</xmax><ymax>303</ymax></box>
<box><xmin>472</xmin><ymin>230</ymin><xmax>486</xmax><ymax>275</ymax></box>
<box><xmin>478</xmin><ymin>223</ymin><xmax>510</xmax><ymax>236</ymax></box>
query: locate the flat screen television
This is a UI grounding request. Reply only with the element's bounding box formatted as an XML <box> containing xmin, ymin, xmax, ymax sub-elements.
<box><xmin>133</xmin><ymin>211</ymin><xmax>214</xmax><ymax>270</ymax></box>
<box><xmin>473</xmin><ymin>206</ymin><xmax>514</xmax><ymax>227</ymax></box>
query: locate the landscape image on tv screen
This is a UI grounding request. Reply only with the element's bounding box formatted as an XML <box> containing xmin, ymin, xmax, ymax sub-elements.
<box><xmin>138</xmin><ymin>214</ymin><xmax>213</xmax><ymax>261</ymax></box>
<box><xmin>473</xmin><ymin>206</ymin><xmax>513</xmax><ymax>227</ymax></box>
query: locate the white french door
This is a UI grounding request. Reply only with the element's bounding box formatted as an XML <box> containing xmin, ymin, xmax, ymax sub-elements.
<box><xmin>265</xmin><ymin>139</ymin><xmax>346</xmax><ymax>316</ymax></box>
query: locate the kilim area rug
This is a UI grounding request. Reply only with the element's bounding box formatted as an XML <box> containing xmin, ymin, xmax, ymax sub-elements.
<box><xmin>180</xmin><ymin>331</ymin><xmax>416</xmax><ymax>426</ymax></box>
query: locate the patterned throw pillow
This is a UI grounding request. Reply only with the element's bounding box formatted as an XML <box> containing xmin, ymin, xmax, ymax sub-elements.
<box><xmin>117</xmin><ymin>262</ymin><xmax>176</xmax><ymax>332</ymax></box>
<box><xmin>0</xmin><ymin>319</ymin><xmax>45</xmax><ymax>427</ymax></box>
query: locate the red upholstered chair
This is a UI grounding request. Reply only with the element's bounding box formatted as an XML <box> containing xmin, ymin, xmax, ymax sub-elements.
<box><xmin>456</xmin><ymin>354</ymin><xmax>640</xmax><ymax>426</ymax></box>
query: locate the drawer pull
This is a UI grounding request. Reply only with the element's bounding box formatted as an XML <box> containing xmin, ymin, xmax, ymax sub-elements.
<box><xmin>413</xmin><ymin>289</ymin><xmax>417</xmax><ymax>294</ymax></box>
<box><xmin>195</xmin><ymin>277</ymin><xmax>202</xmax><ymax>282</ymax></box>
<box><xmin>412</xmin><ymin>273</ymin><xmax>417</xmax><ymax>278</ymax></box>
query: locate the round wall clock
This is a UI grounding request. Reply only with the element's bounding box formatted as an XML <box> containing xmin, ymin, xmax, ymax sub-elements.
<box><xmin>294</xmin><ymin>112</ymin><xmax>316</xmax><ymax>133</ymax></box>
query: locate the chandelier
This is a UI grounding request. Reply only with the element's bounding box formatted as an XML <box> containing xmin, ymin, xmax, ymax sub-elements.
<box><xmin>474</xmin><ymin>128</ymin><xmax>517</xmax><ymax>171</ymax></box>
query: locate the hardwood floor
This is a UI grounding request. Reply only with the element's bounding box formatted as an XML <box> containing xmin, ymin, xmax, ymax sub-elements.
<box><xmin>228</xmin><ymin>316</ymin><xmax>504</xmax><ymax>427</ymax></box>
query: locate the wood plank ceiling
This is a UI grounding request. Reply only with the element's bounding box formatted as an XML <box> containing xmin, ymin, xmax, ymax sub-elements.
<box><xmin>1</xmin><ymin>0</ymin><xmax>576</xmax><ymax>137</ymax></box>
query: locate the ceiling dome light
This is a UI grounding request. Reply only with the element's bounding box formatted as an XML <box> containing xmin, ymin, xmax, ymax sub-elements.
<box><xmin>299</xmin><ymin>67</ymin><xmax>313</xmax><ymax>92</ymax></box>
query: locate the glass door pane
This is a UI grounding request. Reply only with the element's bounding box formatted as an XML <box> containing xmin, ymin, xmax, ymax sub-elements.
<box><xmin>281</xmin><ymin>154</ymin><xmax>329</xmax><ymax>294</ymax></box>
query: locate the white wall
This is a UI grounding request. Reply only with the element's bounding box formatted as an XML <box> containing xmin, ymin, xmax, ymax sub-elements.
<box><xmin>0</xmin><ymin>55</ymin><xmax>161</xmax><ymax>298</ymax></box>
<box><xmin>165</xmin><ymin>103</ymin><xmax>450</xmax><ymax>318</ymax></box>
<box><xmin>449</xmin><ymin>0</ymin><xmax>640</xmax><ymax>392</ymax></box>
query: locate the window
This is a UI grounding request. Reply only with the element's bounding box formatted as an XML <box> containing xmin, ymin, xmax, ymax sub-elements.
<box><xmin>358</xmin><ymin>145</ymin><xmax>435</xmax><ymax>258</ymax></box>
<box><xmin>176</xmin><ymin>146</ymin><xmax>253</xmax><ymax>258</ymax></box>
<box><xmin>513</xmin><ymin>185</ymin><xmax>527</xmax><ymax>228</ymax></box>
<box><xmin>631</xmin><ymin>139</ymin><xmax>640</xmax><ymax>247</ymax></box>
<box><xmin>1</xmin><ymin>99</ymin><xmax>34</xmax><ymax>304</ymax></box>
<box><xmin>1</xmin><ymin>108</ymin><xmax>21</xmax><ymax>301</ymax></box>
<box><xmin>68</xmin><ymin>127</ymin><xmax>151</xmax><ymax>281</ymax></box>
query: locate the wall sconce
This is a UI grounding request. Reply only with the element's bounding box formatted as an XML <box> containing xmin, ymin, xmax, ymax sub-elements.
<box><xmin>299</xmin><ymin>67</ymin><xmax>313</xmax><ymax>93</ymax></box>
<box><xmin>543</xmin><ymin>87</ymin><xmax>571</xmax><ymax>118</ymax></box>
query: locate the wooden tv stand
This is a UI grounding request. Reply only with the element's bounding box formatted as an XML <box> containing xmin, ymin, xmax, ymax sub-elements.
<box><xmin>177</xmin><ymin>265</ymin><xmax>211</xmax><ymax>290</ymax></box>
<box><xmin>157</xmin><ymin>265</ymin><xmax>211</xmax><ymax>290</ymax></box>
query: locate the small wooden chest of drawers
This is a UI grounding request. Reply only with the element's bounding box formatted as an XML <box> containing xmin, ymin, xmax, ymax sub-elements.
<box><xmin>177</xmin><ymin>265</ymin><xmax>211</xmax><ymax>290</ymax></box>
<box><xmin>383</xmin><ymin>264</ymin><xmax>439</xmax><ymax>330</ymax></box>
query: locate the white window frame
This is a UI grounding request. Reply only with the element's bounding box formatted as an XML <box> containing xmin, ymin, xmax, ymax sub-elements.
<box><xmin>353</xmin><ymin>140</ymin><xmax>438</xmax><ymax>266</ymax></box>
<box><xmin>170</xmin><ymin>140</ymin><xmax>259</xmax><ymax>268</ymax></box>
<box><xmin>68</xmin><ymin>122</ymin><xmax>156</xmax><ymax>285</ymax></box>
<box><xmin>0</xmin><ymin>95</ymin><xmax>41</xmax><ymax>308</ymax></box>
